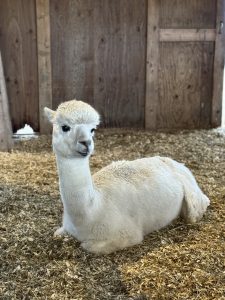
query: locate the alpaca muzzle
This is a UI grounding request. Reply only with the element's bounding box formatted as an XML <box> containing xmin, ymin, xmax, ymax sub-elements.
<box><xmin>78</xmin><ymin>140</ymin><xmax>91</xmax><ymax>157</ymax></box>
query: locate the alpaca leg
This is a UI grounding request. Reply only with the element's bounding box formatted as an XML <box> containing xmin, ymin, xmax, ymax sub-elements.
<box><xmin>54</xmin><ymin>226</ymin><xmax>66</xmax><ymax>237</ymax></box>
<box><xmin>181</xmin><ymin>184</ymin><xmax>210</xmax><ymax>223</ymax></box>
<box><xmin>54</xmin><ymin>213</ymin><xmax>76</xmax><ymax>237</ymax></box>
<box><xmin>81</xmin><ymin>240</ymin><xmax>114</xmax><ymax>254</ymax></box>
<box><xmin>81</xmin><ymin>232</ymin><xmax>143</xmax><ymax>254</ymax></box>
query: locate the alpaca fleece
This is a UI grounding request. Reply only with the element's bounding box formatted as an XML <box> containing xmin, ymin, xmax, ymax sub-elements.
<box><xmin>44</xmin><ymin>99</ymin><xmax>210</xmax><ymax>254</ymax></box>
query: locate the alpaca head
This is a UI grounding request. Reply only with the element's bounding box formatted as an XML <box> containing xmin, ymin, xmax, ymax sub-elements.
<box><xmin>44</xmin><ymin>100</ymin><xmax>100</xmax><ymax>158</ymax></box>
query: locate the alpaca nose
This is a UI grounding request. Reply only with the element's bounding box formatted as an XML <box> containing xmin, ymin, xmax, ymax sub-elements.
<box><xmin>79</xmin><ymin>140</ymin><xmax>91</xmax><ymax>149</ymax></box>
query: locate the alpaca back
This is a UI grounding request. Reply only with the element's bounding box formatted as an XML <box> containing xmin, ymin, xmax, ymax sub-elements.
<box><xmin>93</xmin><ymin>157</ymin><xmax>185</xmax><ymax>234</ymax></box>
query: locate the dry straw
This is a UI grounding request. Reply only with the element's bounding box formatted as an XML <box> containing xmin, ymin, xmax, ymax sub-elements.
<box><xmin>0</xmin><ymin>129</ymin><xmax>224</xmax><ymax>299</ymax></box>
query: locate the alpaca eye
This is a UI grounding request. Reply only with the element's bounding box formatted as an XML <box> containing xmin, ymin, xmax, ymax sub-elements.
<box><xmin>91</xmin><ymin>128</ymin><xmax>95</xmax><ymax>133</ymax></box>
<box><xmin>62</xmin><ymin>125</ymin><xmax>71</xmax><ymax>132</ymax></box>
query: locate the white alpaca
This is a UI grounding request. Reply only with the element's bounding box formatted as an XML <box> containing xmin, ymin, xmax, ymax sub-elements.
<box><xmin>44</xmin><ymin>100</ymin><xmax>210</xmax><ymax>254</ymax></box>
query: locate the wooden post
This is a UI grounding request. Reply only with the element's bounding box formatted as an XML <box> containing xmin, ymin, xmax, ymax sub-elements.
<box><xmin>36</xmin><ymin>0</ymin><xmax>52</xmax><ymax>134</ymax></box>
<box><xmin>212</xmin><ymin>0</ymin><xmax>225</xmax><ymax>127</ymax></box>
<box><xmin>145</xmin><ymin>0</ymin><xmax>159</xmax><ymax>129</ymax></box>
<box><xmin>0</xmin><ymin>51</ymin><xmax>13</xmax><ymax>151</ymax></box>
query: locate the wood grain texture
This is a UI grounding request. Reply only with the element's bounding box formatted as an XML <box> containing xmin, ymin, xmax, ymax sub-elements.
<box><xmin>93</xmin><ymin>0</ymin><xmax>147</xmax><ymax>127</ymax></box>
<box><xmin>157</xmin><ymin>42</ymin><xmax>214</xmax><ymax>129</ymax></box>
<box><xmin>0</xmin><ymin>51</ymin><xmax>13</xmax><ymax>151</ymax></box>
<box><xmin>200</xmin><ymin>43</ymin><xmax>214</xmax><ymax>128</ymax></box>
<box><xmin>0</xmin><ymin>0</ymin><xmax>39</xmax><ymax>132</ymax></box>
<box><xmin>50</xmin><ymin>0</ymin><xmax>147</xmax><ymax>127</ymax></box>
<box><xmin>36</xmin><ymin>0</ymin><xmax>52</xmax><ymax>134</ymax></box>
<box><xmin>212</xmin><ymin>0</ymin><xmax>225</xmax><ymax>127</ymax></box>
<box><xmin>145</xmin><ymin>0</ymin><xmax>159</xmax><ymax>129</ymax></box>
<box><xmin>50</xmin><ymin>0</ymin><xmax>95</xmax><ymax>108</ymax></box>
<box><xmin>160</xmin><ymin>0</ymin><xmax>216</xmax><ymax>29</ymax></box>
<box><xmin>159</xmin><ymin>29</ymin><xmax>216</xmax><ymax>42</ymax></box>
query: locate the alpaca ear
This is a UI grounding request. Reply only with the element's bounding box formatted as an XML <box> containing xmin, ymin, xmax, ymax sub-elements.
<box><xmin>44</xmin><ymin>107</ymin><xmax>56</xmax><ymax>123</ymax></box>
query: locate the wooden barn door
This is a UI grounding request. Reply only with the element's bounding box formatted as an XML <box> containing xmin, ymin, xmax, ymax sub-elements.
<box><xmin>146</xmin><ymin>0</ymin><xmax>225</xmax><ymax>129</ymax></box>
<box><xmin>50</xmin><ymin>0</ymin><xmax>147</xmax><ymax>127</ymax></box>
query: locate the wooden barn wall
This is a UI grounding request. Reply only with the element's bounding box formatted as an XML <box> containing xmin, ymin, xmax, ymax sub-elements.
<box><xmin>160</xmin><ymin>0</ymin><xmax>216</xmax><ymax>29</ymax></box>
<box><xmin>50</xmin><ymin>0</ymin><xmax>147</xmax><ymax>127</ymax></box>
<box><xmin>156</xmin><ymin>0</ymin><xmax>217</xmax><ymax>129</ymax></box>
<box><xmin>0</xmin><ymin>0</ymin><xmax>224</xmax><ymax>132</ymax></box>
<box><xmin>158</xmin><ymin>42</ymin><xmax>214</xmax><ymax>129</ymax></box>
<box><xmin>0</xmin><ymin>0</ymin><xmax>39</xmax><ymax>132</ymax></box>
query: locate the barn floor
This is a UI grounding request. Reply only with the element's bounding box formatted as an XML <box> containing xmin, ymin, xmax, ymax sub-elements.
<box><xmin>1</xmin><ymin>129</ymin><xmax>225</xmax><ymax>300</ymax></box>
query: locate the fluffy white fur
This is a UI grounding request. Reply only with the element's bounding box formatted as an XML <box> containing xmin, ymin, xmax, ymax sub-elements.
<box><xmin>44</xmin><ymin>99</ymin><xmax>210</xmax><ymax>254</ymax></box>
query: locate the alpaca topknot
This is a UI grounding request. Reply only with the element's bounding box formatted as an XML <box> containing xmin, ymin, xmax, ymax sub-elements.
<box><xmin>57</xmin><ymin>100</ymin><xmax>100</xmax><ymax>125</ymax></box>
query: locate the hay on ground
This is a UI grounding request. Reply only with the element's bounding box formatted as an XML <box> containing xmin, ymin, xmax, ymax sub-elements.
<box><xmin>0</xmin><ymin>129</ymin><xmax>225</xmax><ymax>300</ymax></box>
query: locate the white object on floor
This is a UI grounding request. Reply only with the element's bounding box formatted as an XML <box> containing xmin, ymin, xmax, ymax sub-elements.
<box><xmin>14</xmin><ymin>124</ymin><xmax>38</xmax><ymax>140</ymax></box>
<box><xmin>16</xmin><ymin>124</ymin><xmax>34</xmax><ymax>135</ymax></box>
<box><xmin>213</xmin><ymin>127</ymin><xmax>225</xmax><ymax>137</ymax></box>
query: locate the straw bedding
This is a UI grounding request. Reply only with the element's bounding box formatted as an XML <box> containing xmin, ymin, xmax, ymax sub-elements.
<box><xmin>0</xmin><ymin>129</ymin><xmax>224</xmax><ymax>299</ymax></box>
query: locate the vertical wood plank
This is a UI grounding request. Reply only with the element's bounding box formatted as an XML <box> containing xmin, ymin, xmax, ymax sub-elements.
<box><xmin>36</xmin><ymin>0</ymin><xmax>52</xmax><ymax>134</ymax></box>
<box><xmin>200</xmin><ymin>42</ymin><xmax>214</xmax><ymax>128</ymax></box>
<box><xmin>93</xmin><ymin>0</ymin><xmax>146</xmax><ymax>127</ymax></box>
<box><xmin>0</xmin><ymin>0</ymin><xmax>39</xmax><ymax>132</ymax></box>
<box><xmin>157</xmin><ymin>42</ymin><xmax>214</xmax><ymax>129</ymax></box>
<box><xmin>50</xmin><ymin>0</ymin><xmax>147</xmax><ymax>127</ymax></box>
<box><xmin>0</xmin><ymin>51</ymin><xmax>13</xmax><ymax>151</ymax></box>
<box><xmin>50</xmin><ymin>0</ymin><xmax>95</xmax><ymax>107</ymax></box>
<box><xmin>145</xmin><ymin>0</ymin><xmax>159</xmax><ymax>129</ymax></box>
<box><xmin>158</xmin><ymin>43</ymin><xmax>203</xmax><ymax>129</ymax></box>
<box><xmin>211</xmin><ymin>0</ymin><xmax>225</xmax><ymax>127</ymax></box>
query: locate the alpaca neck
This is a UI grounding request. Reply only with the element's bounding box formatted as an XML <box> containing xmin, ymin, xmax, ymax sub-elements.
<box><xmin>56</xmin><ymin>155</ymin><xmax>96</xmax><ymax>217</ymax></box>
<box><xmin>56</xmin><ymin>156</ymin><xmax>93</xmax><ymax>191</ymax></box>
